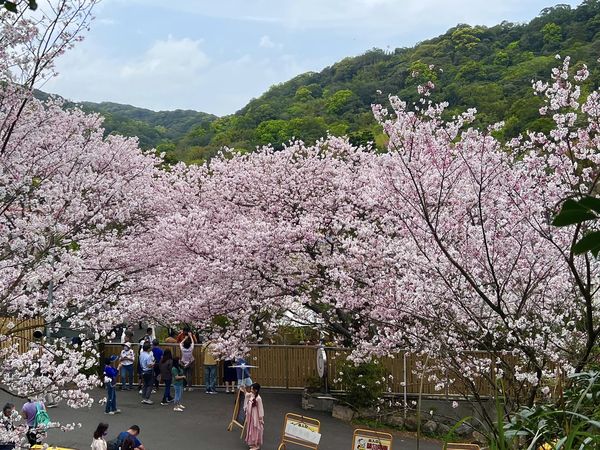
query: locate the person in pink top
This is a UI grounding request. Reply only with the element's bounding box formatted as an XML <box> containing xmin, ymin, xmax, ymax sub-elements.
<box><xmin>243</xmin><ymin>383</ymin><xmax>264</xmax><ymax>450</ymax></box>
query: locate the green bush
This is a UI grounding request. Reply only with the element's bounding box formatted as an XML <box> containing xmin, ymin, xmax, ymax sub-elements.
<box><xmin>500</xmin><ymin>371</ymin><xmax>600</xmax><ymax>449</ymax></box>
<box><xmin>334</xmin><ymin>361</ymin><xmax>388</xmax><ymax>409</ymax></box>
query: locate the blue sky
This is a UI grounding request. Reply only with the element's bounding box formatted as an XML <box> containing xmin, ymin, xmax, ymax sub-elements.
<box><xmin>43</xmin><ymin>0</ymin><xmax>583</xmax><ymax>116</ymax></box>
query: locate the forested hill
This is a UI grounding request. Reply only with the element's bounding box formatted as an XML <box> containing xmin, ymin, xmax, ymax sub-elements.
<box><xmin>75</xmin><ymin>1</ymin><xmax>600</xmax><ymax>164</ymax></box>
<box><xmin>154</xmin><ymin>1</ymin><xmax>598</xmax><ymax>164</ymax></box>
<box><xmin>77</xmin><ymin>101</ymin><xmax>216</xmax><ymax>151</ymax></box>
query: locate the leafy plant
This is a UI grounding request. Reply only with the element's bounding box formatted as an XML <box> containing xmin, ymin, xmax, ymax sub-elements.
<box><xmin>334</xmin><ymin>361</ymin><xmax>388</xmax><ymax>409</ymax></box>
<box><xmin>553</xmin><ymin>196</ymin><xmax>600</xmax><ymax>256</ymax></box>
<box><xmin>500</xmin><ymin>372</ymin><xmax>600</xmax><ymax>449</ymax></box>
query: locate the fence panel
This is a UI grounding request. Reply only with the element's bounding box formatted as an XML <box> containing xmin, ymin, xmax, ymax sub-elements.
<box><xmin>0</xmin><ymin>317</ymin><xmax>45</xmax><ymax>353</ymax></box>
<box><xmin>101</xmin><ymin>343</ymin><xmax>506</xmax><ymax>397</ymax></box>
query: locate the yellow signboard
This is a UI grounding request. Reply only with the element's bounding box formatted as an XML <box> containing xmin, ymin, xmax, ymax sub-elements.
<box><xmin>352</xmin><ymin>429</ymin><xmax>393</xmax><ymax>450</ymax></box>
<box><xmin>278</xmin><ymin>413</ymin><xmax>321</xmax><ymax>450</ymax></box>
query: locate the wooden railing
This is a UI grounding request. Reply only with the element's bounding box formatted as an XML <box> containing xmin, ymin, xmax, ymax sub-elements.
<box><xmin>0</xmin><ymin>317</ymin><xmax>45</xmax><ymax>353</ymax></box>
<box><xmin>102</xmin><ymin>343</ymin><xmax>500</xmax><ymax>397</ymax></box>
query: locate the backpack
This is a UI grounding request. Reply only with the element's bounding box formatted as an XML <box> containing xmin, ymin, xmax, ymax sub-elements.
<box><xmin>106</xmin><ymin>438</ymin><xmax>120</xmax><ymax>450</ymax></box>
<box><xmin>34</xmin><ymin>402</ymin><xmax>51</xmax><ymax>428</ymax></box>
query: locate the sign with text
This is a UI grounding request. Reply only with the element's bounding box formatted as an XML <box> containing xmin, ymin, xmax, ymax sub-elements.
<box><xmin>277</xmin><ymin>413</ymin><xmax>321</xmax><ymax>450</ymax></box>
<box><xmin>352</xmin><ymin>429</ymin><xmax>393</xmax><ymax>450</ymax></box>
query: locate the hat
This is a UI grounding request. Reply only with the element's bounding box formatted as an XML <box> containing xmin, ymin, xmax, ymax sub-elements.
<box><xmin>122</xmin><ymin>342</ymin><xmax>131</xmax><ymax>348</ymax></box>
<box><xmin>109</xmin><ymin>355</ymin><xmax>118</xmax><ymax>362</ymax></box>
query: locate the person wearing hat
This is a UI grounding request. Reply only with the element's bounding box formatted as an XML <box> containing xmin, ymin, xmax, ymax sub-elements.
<box><xmin>119</xmin><ymin>342</ymin><xmax>135</xmax><ymax>390</ymax></box>
<box><xmin>104</xmin><ymin>355</ymin><xmax>121</xmax><ymax>415</ymax></box>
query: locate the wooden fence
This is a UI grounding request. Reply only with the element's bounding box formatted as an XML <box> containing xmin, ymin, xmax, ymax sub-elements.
<box><xmin>0</xmin><ymin>317</ymin><xmax>45</xmax><ymax>353</ymax></box>
<box><xmin>102</xmin><ymin>343</ymin><xmax>498</xmax><ymax>397</ymax></box>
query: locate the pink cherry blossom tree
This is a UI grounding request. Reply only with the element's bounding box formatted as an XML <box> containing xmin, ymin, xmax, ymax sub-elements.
<box><xmin>141</xmin><ymin>58</ymin><xmax>599</xmax><ymax>430</ymax></box>
<box><xmin>0</xmin><ymin>0</ymin><xmax>171</xmax><ymax>416</ymax></box>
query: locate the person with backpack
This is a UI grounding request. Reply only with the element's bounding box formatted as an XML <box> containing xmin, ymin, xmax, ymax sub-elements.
<box><xmin>91</xmin><ymin>423</ymin><xmax>109</xmax><ymax>450</ymax></box>
<box><xmin>107</xmin><ymin>425</ymin><xmax>145</xmax><ymax>450</ymax></box>
<box><xmin>21</xmin><ymin>399</ymin><xmax>50</xmax><ymax>446</ymax></box>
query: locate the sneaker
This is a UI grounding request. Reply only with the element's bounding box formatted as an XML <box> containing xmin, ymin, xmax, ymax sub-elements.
<box><xmin>209</xmin><ymin>391</ymin><xmax>217</xmax><ymax>395</ymax></box>
<box><xmin>141</xmin><ymin>399</ymin><xmax>154</xmax><ymax>405</ymax></box>
<box><xmin>160</xmin><ymin>402</ymin><xmax>168</xmax><ymax>406</ymax></box>
<box><xmin>179</xmin><ymin>404</ymin><xmax>186</xmax><ymax>409</ymax></box>
<box><xmin>114</xmin><ymin>409</ymin><xmax>121</xmax><ymax>414</ymax></box>
<box><xmin>205</xmin><ymin>391</ymin><xmax>211</xmax><ymax>394</ymax></box>
<box><xmin>187</xmin><ymin>387</ymin><xmax>194</xmax><ymax>392</ymax></box>
<box><xmin>105</xmin><ymin>411</ymin><xmax>115</xmax><ymax>415</ymax></box>
<box><xmin>167</xmin><ymin>398</ymin><xmax>174</xmax><ymax>403</ymax></box>
<box><xmin>151</xmin><ymin>389</ymin><xmax>157</xmax><ymax>394</ymax></box>
<box><xmin>173</xmin><ymin>406</ymin><xmax>183</xmax><ymax>412</ymax></box>
<box><xmin>138</xmin><ymin>389</ymin><xmax>143</xmax><ymax>394</ymax></box>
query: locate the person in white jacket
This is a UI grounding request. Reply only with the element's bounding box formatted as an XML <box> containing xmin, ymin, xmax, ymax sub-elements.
<box><xmin>91</xmin><ymin>423</ymin><xmax>109</xmax><ymax>450</ymax></box>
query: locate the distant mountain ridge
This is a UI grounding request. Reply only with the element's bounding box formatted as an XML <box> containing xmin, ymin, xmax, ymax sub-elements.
<box><xmin>77</xmin><ymin>101</ymin><xmax>216</xmax><ymax>150</ymax></box>
<box><xmin>49</xmin><ymin>1</ymin><xmax>600</xmax><ymax>164</ymax></box>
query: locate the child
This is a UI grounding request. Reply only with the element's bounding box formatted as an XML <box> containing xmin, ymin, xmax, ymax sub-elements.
<box><xmin>244</xmin><ymin>383</ymin><xmax>264</xmax><ymax>450</ymax></box>
<box><xmin>171</xmin><ymin>357</ymin><xmax>186</xmax><ymax>412</ymax></box>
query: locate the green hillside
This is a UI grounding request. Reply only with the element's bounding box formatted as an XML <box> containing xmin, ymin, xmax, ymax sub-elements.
<box><xmin>77</xmin><ymin>101</ymin><xmax>216</xmax><ymax>154</ymax></box>
<box><xmin>74</xmin><ymin>1</ymin><xmax>600</xmax><ymax>165</ymax></box>
<box><xmin>163</xmin><ymin>1</ymin><xmax>600</xmax><ymax>163</ymax></box>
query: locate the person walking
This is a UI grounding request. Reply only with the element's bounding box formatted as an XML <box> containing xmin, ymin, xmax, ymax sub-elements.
<box><xmin>179</xmin><ymin>335</ymin><xmax>195</xmax><ymax>391</ymax></box>
<box><xmin>171</xmin><ymin>357</ymin><xmax>186</xmax><ymax>412</ymax></box>
<box><xmin>151</xmin><ymin>339</ymin><xmax>163</xmax><ymax>393</ymax></box>
<box><xmin>203</xmin><ymin>340</ymin><xmax>218</xmax><ymax>394</ymax></box>
<box><xmin>139</xmin><ymin>342</ymin><xmax>155</xmax><ymax>405</ymax></box>
<box><xmin>159</xmin><ymin>349</ymin><xmax>174</xmax><ymax>405</ymax></box>
<box><xmin>103</xmin><ymin>356</ymin><xmax>121</xmax><ymax>415</ymax></box>
<box><xmin>244</xmin><ymin>383</ymin><xmax>264</xmax><ymax>450</ymax></box>
<box><xmin>91</xmin><ymin>423</ymin><xmax>109</xmax><ymax>450</ymax></box>
<box><xmin>119</xmin><ymin>343</ymin><xmax>135</xmax><ymax>390</ymax></box>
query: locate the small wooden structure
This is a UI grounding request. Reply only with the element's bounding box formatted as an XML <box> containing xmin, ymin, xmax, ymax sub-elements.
<box><xmin>226</xmin><ymin>388</ymin><xmax>247</xmax><ymax>438</ymax></box>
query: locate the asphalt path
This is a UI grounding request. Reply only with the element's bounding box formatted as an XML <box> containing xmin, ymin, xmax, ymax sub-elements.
<box><xmin>1</xmin><ymin>388</ymin><xmax>444</xmax><ymax>449</ymax></box>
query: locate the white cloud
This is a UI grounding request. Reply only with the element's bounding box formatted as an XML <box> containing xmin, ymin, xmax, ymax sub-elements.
<box><xmin>259</xmin><ymin>35</ymin><xmax>282</xmax><ymax>49</ymax></box>
<box><xmin>43</xmin><ymin>36</ymin><xmax>315</xmax><ymax>116</ymax></box>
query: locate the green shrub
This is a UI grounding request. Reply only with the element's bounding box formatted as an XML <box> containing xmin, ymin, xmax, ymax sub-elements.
<box><xmin>334</xmin><ymin>361</ymin><xmax>388</xmax><ymax>409</ymax></box>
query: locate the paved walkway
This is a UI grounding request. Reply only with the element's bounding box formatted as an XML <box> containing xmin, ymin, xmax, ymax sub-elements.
<box><xmin>1</xmin><ymin>389</ymin><xmax>443</xmax><ymax>449</ymax></box>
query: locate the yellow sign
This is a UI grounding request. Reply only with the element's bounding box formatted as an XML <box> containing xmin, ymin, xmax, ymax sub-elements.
<box><xmin>278</xmin><ymin>413</ymin><xmax>321</xmax><ymax>450</ymax></box>
<box><xmin>352</xmin><ymin>429</ymin><xmax>393</xmax><ymax>450</ymax></box>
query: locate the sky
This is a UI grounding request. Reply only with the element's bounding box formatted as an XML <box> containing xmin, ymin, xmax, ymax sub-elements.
<box><xmin>43</xmin><ymin>0</ymin><xmax>583</xmax><ymax>116</ymax></box>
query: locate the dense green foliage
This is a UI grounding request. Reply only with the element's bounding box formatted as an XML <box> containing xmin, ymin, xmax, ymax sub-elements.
<box><xmin>79</xmin><ymin>1</ymin><xmax>600</xmax><ymax>164</ymax></box>
<box><xmin>180</xmin><ymin>0</ymin><xmax>600</xmax><ymax>162</ymax></box>
<box><xmin>500</xmin><ymin>372</ymin><xmax>600</xmax><ymax>449</ymax></box>
<box><xmin>336</xmin><ymin>362</ymin><xmax>388</xmax><ymax>409</ymax></box>
<box><xmin>77</xmin><ymin>101</ymin><xmax>216</xmax><ymax>161</ymax></box>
